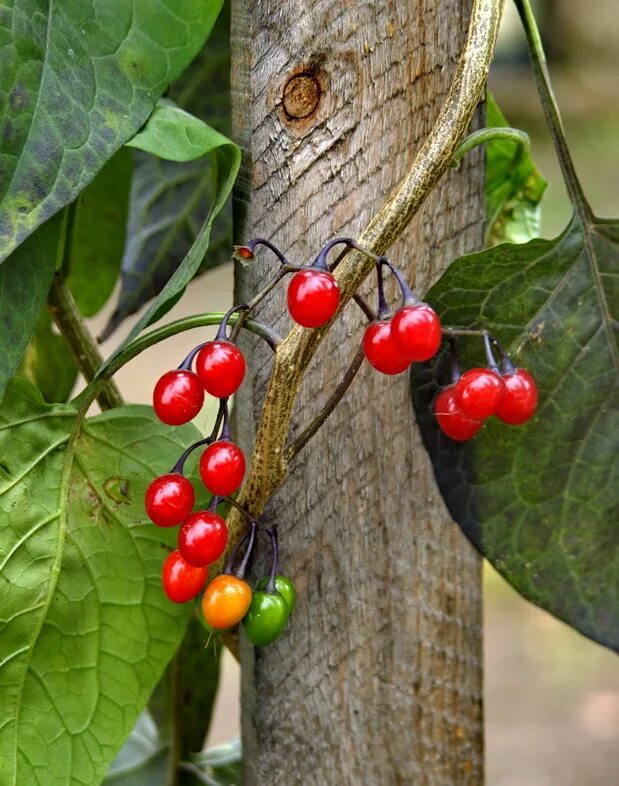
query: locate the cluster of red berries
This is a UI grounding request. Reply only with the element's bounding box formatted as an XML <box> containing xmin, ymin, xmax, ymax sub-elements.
<box><xmin>362</xmin><ymin>262</ymin><xmax>442</xmax><ymax>374</ymax></box>
<box><xmin>144</xmin><ymin>237</ymin><xmax>539</xmax><ymax>644</ymax></box>
<box><xmin>434</xmin><ymin>335</ymin><xmax>538</xmax><ymax>441</ymax></box>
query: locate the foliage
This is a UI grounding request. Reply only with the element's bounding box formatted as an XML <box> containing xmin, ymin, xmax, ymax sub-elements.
<box><xmin>484</xmin><ymin>93</ymin><xmax>547</xmax><ymax>245</ymax></box>
<box><xmin>0</xmin><ymin>0</ymin><xmax>223</xmax><ymax>262</ymax></box>
<box><xmin>0</xmin><ymin>216</ymin><xmax>61</xmax><ymax>400</ymax></box>
<box><xmin>100</xmin><ymin>4</ymin><xmax>232</xmax><ymax>340</ymax></box>
<box><xmin>0</xmin><ymin>380</ymin><xmax>201</xmax><ymax>783</ymax></box>
<box><xmin>412</xmin><ymin>214</ymin><xmax>619</xmax><ymax>651</ymax></box>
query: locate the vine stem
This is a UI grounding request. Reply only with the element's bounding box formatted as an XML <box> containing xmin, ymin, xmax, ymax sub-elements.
<box><xmin>513</xmin><ymin>0</ymin><xmax>591</xmax><ymax>221</ymax></box>
<box><xmin>95</xmin><ymin>313</ymin><xmax>279</xmax><ymax>385</ymax></box>
<box><xmin>285</xmin><ymin>343</ymin><xmax>366</xmax><ymax>462</ymax></box>
<box><xmin>47</xmin><ymin>273</ymin><xmax>123</xmax><ymax>411</ymax></box>
<box><xmin>218</xmin><ymin>0</ymin><xmax>505</xmax><ymax>555</ymax></box>
<box><xmin>450</xmin><ymin>126</ymin><xmax>530</xmax><ymax>167</ymax></box>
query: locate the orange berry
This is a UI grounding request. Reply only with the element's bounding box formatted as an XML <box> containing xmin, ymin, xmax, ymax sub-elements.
<box><xmin>202</xmin><ymin>574</ymin><xmax>252</xmax><ymax>630</ymax></box>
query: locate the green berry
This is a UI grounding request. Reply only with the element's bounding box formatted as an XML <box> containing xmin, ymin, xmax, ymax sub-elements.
<box><xmin>257</xmin><ymin>575</ymin><xmax>296</xmax><ymax>613</ymax></box>
<box><xmin>243</xmin><ymin>591</ymin><xmax>289</xmax><ymax>647</ymax></box>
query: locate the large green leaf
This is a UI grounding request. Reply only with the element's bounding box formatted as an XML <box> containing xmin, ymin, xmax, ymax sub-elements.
<box><xmin>0</xmin><ymin>0</ymin><xmax>224</xmax><ymax>263</ymax></box>
<box><xmin>66</xmin><ymin>148</ymin><xmax>133</xmax><ymax>317</ymax></box>
<box><xmin>411</xmin><ymin>213</ymin><xmax>619</xmax><ymax>651</ymax></box>
<box><xmin>99</xmin><ymin>8</ymin><xmax>231</xmax><ymax>341</ymax></box>
<box><xmin>16</xmin><ymin>308</ymin><xmax>78</xmax><ymax>402</ymax></box>
<box><xmin>485</xmin><ymin>93</ymin><xmax>547</xmax><ymax>245</ymax></box>
<box><xmin>100</xmin><ymin>121</ymin><xmax>240</xmax><ymax>370</ymax></box>
<box><xmin>0</xmin><ymin>380</ymin><xmax>201</xmax><ymax>785</ymax></box>
<box><xmin>0</xmin><ymin>214</ymin><xmax>61</xmax><ymax>402</ymax></box>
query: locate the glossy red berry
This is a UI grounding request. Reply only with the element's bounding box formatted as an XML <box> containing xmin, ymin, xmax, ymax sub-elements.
<box><xmin>199</xmin><ymin>440</ymin><xmax>246</xmax><ymax>497</ymax></box>
<box><xmin>454</xmin><ymin>368</ymin><xmax>505</xmax><ymax>420</ymax></box>
<box><xmin>178</xmin><ymin>511</ymin><xmax>228</xmax><ymax>567</ymax></box>
<box><xmin>391</xmin><ymin>303</ymin><xmax>442</xmax><ymax>361</ymax></box>
<box><xmin>495</xmin><ymin>368</ymin><xmax>538</xmax><ymax>425</ymax></box>
<box><xmin>287</xmin><ymin>269</ymin><xmax>340</xmax><ymax>328</ymax></box>
<box><xmin>145</xmin><ymin>473</ymin><xmax>195</xmax><ymax>527</ymax></box>
<box><xmin>196</xmin><ymin>341</ymin><xmax>246</xmax><ymax>398</ymax></box>
<box><xmin>162</xmin><ymin>550</ymin><xmax>207</xmax><ymax>603</ymax></box>
<box><xmin>153</xmin><ymin>370</ymin><xmax>204</xmax><ymax>425</ymax></box>
<box><xmin>362</xmin><ymin>321</ymin><xmax>411</xmax><ymax>375</ymax></box>
<box><xmin>434</xmin><ymin>386</ymin><xmax>482</xmax><ymax>441</ymax></box>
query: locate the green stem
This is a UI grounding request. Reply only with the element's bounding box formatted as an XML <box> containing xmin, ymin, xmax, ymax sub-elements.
<box><xmin>98</xmin><ymin>312</ymin><xmax>278</xmax><ymax>385</ymax></box>
<box><xmin>450</xmin><ymin>126</ymin><xmax>530</xmax><ymax>167</ymax></box>
<box><xmin>48</xmin><ymin>274</ymin><xmax>124</xmax><ymax>411</ymax></box>
<box><xmin>514</xmin><ymin>0</ymin><xmax>592</xmax><ymax>220</ymax></box>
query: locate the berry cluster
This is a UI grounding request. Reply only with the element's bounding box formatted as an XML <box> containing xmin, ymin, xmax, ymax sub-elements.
<box><xmin>143</xmin><ymin>236</ymin><xmax>538</xmax><ymax>645</ymax></box>
<box><xmin>434</xmin><ymin>335</ymin><xmax>538</xmax><ymax>441</ymax></box>
<box><xmin>362</xmin><ymin>260</ymin><xmax>442</xmax><ymax>374</ymax></box>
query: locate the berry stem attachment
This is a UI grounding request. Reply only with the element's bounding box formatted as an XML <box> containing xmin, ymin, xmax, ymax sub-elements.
<box><xmin>219</xmin><ymin>398</ymin><xmax>232</xmax><ymax>441</ymax></box>
<box><xmin>225</xmin><ymin>521</ymin><xmax>257</xmax><ymax>579</ymax></box>
<box><xmin>170</xmin><ymin>438</ymin><xmax>214</xmax><ymax>475</ymax></box>
<box><xmin>265</xmin><ymin>527</ymin><xmax>280</xmax><ymax>594</ymax></box>
<box><xmin>178</xmin><ymin>342</ymin><xmax>205</xmax><ymax>372</ymax></box>
<box><xmin>208</xmin><ymin>495</ymin><xmax>222</xmax><ymax>512</ymax></box>
<box><xmin>216</xmin><ymin>304</ymin><xmax>250</xmax><ymax>341</ymax></box>
<box><xmin>492</xmin><ymin>338</ymin><xmax>517</xmax><ymax>375</ymax></box>
<box><xmin>380</xmin><ymin>258</ymin><xmax>419</xmax><ymax>306</ymax></box>
<box><xmin>375</xmin><ymin>262</ymin><xmax>391</xmax><ymax>319</ymax></box>
<box><xmin>482</xmin><ymin>330</ymin><xmax>500</xmax><ymax>373</ymax></box>
<box><xmin>236</xmin><ymin>238</ymin><xmax>294</xmax><ymax>267</ymax></box>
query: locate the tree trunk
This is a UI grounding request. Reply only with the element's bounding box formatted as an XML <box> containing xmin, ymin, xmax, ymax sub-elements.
<box><xmin>231</xmin><ymin>1</ymin><xmax>485</xmax><ymax>784</ymax></box>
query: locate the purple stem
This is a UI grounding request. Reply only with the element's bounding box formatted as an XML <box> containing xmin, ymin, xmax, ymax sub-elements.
<box><xmin>482</xmin><ymin>331</ymin><xmax>501</xmax><ymax>373</ymax></box>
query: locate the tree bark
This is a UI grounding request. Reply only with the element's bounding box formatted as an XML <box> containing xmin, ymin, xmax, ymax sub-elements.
<box><xmin>231</xmin><ymin>2</ymin><xmax>485</xmax><ymax>784</ymax></box>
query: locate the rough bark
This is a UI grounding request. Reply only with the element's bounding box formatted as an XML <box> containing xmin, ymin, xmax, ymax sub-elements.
<box><xmin>231</xmin><ymin>2</ymin><xmax>485</xmax><ymax>784</ymax></box>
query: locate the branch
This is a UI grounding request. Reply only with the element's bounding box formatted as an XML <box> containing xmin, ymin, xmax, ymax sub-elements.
<box><xmin>450</xmin><ymin>126</ymin><xmax>530</xmax><ymax>167</ymax></box>
<box><xmin>48</xmin><ymin>273</ymin><xmax>123</xmax><ymax>411</ymax></box>
<box><xmin>224</xmin><ymin>0</ymin><xmax>504</xmax><ymax>539</ymax></box>
<box><xmin>285</xmin><ymin>343</ymin><xmax>366</xmax><ymax>462</ymax></box>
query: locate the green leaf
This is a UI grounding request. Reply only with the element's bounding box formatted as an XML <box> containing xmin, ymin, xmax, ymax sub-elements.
<box><xmin>99</xmin><ymin>8</ymin><xmax>232</xmax><ymax>341</ymax></box>
<box><xmin>0</xmin><ymin>379</ymin><xmax>203</xmax><ymax>785</ymax></box>
<box><xmin>100</xmin><ymin>130</ymin><xmax>240</xmax><ymax>370</ymax></box>
<box><xmin>0</xmin><ymin>0</ymin><xmax>224</xmax><ymax>263</ymax></box>
<box><xmin>127</xmin><ymin>101</ymin><xmax>225</xmax><ymax>162</ymax></box>
<box><xmin>16</xmin><ymin>309</ymin><xmax>78</xmax><ymax>402</ymax></box>
<box><xmin>485</xmin><ymin>93</ymin><xmax>547</xmax><ymax>245</ymax></box>
<box><xmin>191</xmin><ymin>738</ymin><xmax>242</xmax><ymax>786</ymax></box>
<box><xmin>66</xmin><ymin>148</ymin><xmax>133</xmax><ymax>317</ymax></box>
<box><xmin>411</xmin><ymin>213</ymin><xmax>619</xmax><ymax>652</ymax></box>
<box><xmin>0</xmin><ymin>214</ymin><xmax>61</xmax><ymax>402</ymax></box>
<box><xmin>104</xmin><ymin>711</ymin><xmax>167</xmax><ymax>786</ymax></box>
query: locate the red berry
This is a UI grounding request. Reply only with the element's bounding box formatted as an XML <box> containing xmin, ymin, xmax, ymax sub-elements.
<box><xmin>199</xmin><ymin>440</ymin><xmax>246</xmax><ymax>496</ymax></box>
<box><xmin>362</xmin><ymin>321</ymin><xmax>411</xmax><ymax>375</ymax></box>
<box><xmin>153</xmin><ymin>370</ymin><xmax>204</xmax><ymax>425</ymax></box>
<box><xmin>287</xmin><ymin>269</ymin><xmax>340</xmax><ymax>328</ymax></box>
<box><xmin>434</xmin><ymin>386</ymin><xmax>482</xmax><ymax>441</ymax></box>
<box><xmin>391</xmin><ymin>304</ymin><xmax>442</xmax><ymax>361</ymax></box>
<box><xmin>495</xmin><ymin>368</ymin><xmax>538</xmax><ymax>425</ymax></box>
<box><xmin>178</xmin><ymin>511</ymin><xmax>228</xmax><ymax>567</ymax></box>
<box><xmin>453</xmin><ymin>368</ymin><xmax>505</xmax><ymax>420</ymax></box>
<box><xmin>196</xmin><ymin>340</ymin><xmax>246</xmax><ymax>398</ymax></box>
<box><xmin>145</xmin><ymin>473</ymin><xmax>195</xmax><ymax>527</ymax></box>
<box><xmin>162</xmin><ymin>550</ymin><xmax>207</xmax><ymax>603</ymax></box>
